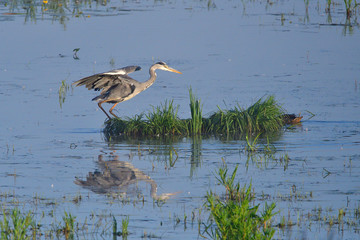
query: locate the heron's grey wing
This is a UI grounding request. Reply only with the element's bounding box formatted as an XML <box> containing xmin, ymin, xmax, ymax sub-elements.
<box><xmin>72</xmin><ymin>74</ymin><xmax>117</xmax><ymax>91</ymax></box>
<box><xmin>105</xmin><ymin>65</ymin><xmax>141</xmax><ymax>75</ymax></box>
<box><xmin>92</xmin><ymin>80</ymin><xmax>136</xmax><ymax>102</ymax></box>
<box><xmin>72</xmin><ymin>65</ymin><xmax>141</xmax><ymax>91</ymax></box>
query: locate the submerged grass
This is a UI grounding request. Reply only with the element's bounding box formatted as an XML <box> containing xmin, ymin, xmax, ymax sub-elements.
<box><xmin>104</xmin><ymin>89</ymin><xmax>286</xmax><ymax>139</ymax></box>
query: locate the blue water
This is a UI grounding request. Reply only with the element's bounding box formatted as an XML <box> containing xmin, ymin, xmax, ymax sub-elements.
<box><xmin>1</xmin><ymin>0</ymin><xmax>360</xmax><ymax>239</ymax></box>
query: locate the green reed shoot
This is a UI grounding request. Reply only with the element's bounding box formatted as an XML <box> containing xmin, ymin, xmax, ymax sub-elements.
<box><xmin>326</xmin><ymin>0</ymin><xmax>332</xmax><ymax>13</ymax></box>
<box><xmin>189</xmin><ymin>87</ymin><xmax>203</xmax><ymax>135</ymax></box>
<box><xmin>121</xmin><ymin>216</ymin><xmax>129</xmax><ymax>237</ymax></box>
<box><xmin>61</xmin><ymin>211</ymin><xmax>76</xmax><ymax>239</ymax></box>
<box><xmin>245</xmin><ymin>133</ymin><xmax>261</xmax><ymax>153</ymax></box>
<box><xmin>112</xmin><ymin>216</ymin><xmax>117</xmax><ymax>237</ymax></box>
<box><xmin>0</xmin><ymin>208</ymin><xmax>34</xmax><ymax>240</ymax></box>
<box><xmin>59</xmin><ymin>79</ymin><xmax>70</xmax><ymax>109</ymax></box>
<box><xmin>112</xmin><ymin>216</ymin><xmax>129</xmax><ymax>238</ymax></box>
<box><xmin>204</xmin><ymin>164</ymin><xmax>277</xmax><ymax>239</ymax></box>
<box><xmin>215</xmin><ymin>164</ymin><xmax>243</xmax><ymax>202</ymax></box>
<box><xmin>344</xmin><ymin>0</ymin><xmax>360</xmax><ymax>18</ymax></box>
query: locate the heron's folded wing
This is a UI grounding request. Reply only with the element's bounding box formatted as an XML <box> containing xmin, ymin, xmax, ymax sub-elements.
<box><xmin>102</xmin><ymin>81</ymin><xmax>136</xmax><ymax>100</ymax></box>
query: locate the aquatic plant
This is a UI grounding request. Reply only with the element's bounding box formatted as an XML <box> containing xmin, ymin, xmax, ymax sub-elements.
<box><xmin>61</xmin><ymin>211</ymin><xmax>76</xmax><ymax>239</ymax></box>
<box><xmin>72</xmin><ymin>48</ymin><xmax>80</xmax><ymax>60</ymax></box>
<box><xmin>203</xmin><ymin>164</ymin><xmax>277</xmax><ymax>239</ymax></box>
<box><xmin>59</xmin><ymin>79</ymin><xmax>70</xmax><ymax>109</ymax></box>
<box><xmin>144</xmin><ymin>100</ymin><xmax>185</xmax><ymax>136</ymax></box>
<box><xmin>113</xmin><ymin>216</ymin><xmax>129</xmax><ymax>238</ymax></box>
<box><xmin>0</xmin><ymin>208</ymin><xmax>34</xmax><ymax>240</ymax></box>
<box><xmin>103</xmin><ymin>90</ymin><xmax>286</xmax><ymax>138</ymax></box>
<box><xmin>326</xmin><ymin>0</ymin><xmax>332</xmax><ymax>13</ymax></box>
<box><xmin>205</xmin><ymin>96</ymin><xmax>284</xmax><ymax>135</ymax></box>
<box><xmin>121</xmin><ymin>216</ymin><xmax>129</xmax><ymax>237</ymax></box>
<box><xmin>112</xmin><ymin>216</ymin><xmax>117</xmax><ymax>237</ymax></box>
<box><xmin>188</xmin><ymin>87</ymin><xmax>203</xmax><ymax>135</ymax></box>
<box><xmin>245</xmin><ymin>133</ymin><xmax>261</xmax><ymax>152</ymax></box>
<box><xmin>344</xmin><ymin>0</ymin><xmax>360</xmax><ymax>18</ymax></box>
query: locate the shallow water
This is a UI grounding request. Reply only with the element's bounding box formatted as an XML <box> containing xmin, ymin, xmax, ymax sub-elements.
<box><xmin>1</xmin><ymin>0</ymin><xmax>360</xmax><ymax>239</ymax></box>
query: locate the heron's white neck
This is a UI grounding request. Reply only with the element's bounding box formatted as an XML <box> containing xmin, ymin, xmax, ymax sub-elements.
<box><xmin>142</xmin><ymin>67</ymin><xmax>157</xmax><ymax>90</ymax></box>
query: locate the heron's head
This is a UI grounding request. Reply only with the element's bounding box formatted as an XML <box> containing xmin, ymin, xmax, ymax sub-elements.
<box><xmin>154</xmin><ymin>61</ymin><xmax>182</xmax><ymax>74</ymax></box>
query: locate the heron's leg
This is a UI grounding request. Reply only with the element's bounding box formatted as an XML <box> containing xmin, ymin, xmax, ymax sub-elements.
<box><xmin>98</xmin><ymin>101</ymin><xmax>112</xmax><ymax>119</ymax></box>
<box><xmin>109</xmin><ymin>103</ymin><xmax>120</xmax><ymax>119</ymax></box>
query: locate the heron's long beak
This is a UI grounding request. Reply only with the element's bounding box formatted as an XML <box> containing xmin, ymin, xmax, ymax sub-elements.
<box><xmin>166</xmin><ymin>66</ymin><xmax>182</xmax><ymax>74</ymax></box>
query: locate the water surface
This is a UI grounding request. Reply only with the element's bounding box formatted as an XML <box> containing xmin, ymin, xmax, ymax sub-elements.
<box><xmin>1</xmin><ymin>0</ymin><xmax>360</xmax><ymax>239</ymax></box>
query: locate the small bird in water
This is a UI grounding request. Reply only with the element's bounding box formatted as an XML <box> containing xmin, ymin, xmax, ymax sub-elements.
<box><xmin>73</xmin><ymin>61</ymin><xmax>182</xmax><ymax>119</ymax></box>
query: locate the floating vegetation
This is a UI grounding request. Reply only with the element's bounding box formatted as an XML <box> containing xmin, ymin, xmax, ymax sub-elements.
<box><xmin>103</xmin><ymin>90</ymin><xmax>291</xmax><ymax>139</ymax></box>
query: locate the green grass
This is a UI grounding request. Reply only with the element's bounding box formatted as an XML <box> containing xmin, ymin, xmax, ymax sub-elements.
<box><xmin>344</xmin><ymin>0</ymin><xmax>360</xmax><ymax>18</ymax></box>
<box><xmin>0</xmin><ymin>208</ymin><xmax>34</xmax><ymax>240</ymax></box>
<box><xmin>205</xmin><ymin>96</ymin><xmax>284</xmax><ymax>135</ymax></box>
<box><xmin>103</xmin><ymin>100</ymin><xmax>187</xmax><ymax>138</ymax></box>
<box><xmin>60</xmin><ymin>211</ymin><xmax>76</xmax><ymax>239</ymax></box>
<box><xmin>59</xmin><ymin>79</ymin><xmax>70</xmax><ymax>109</ymax></box>
<box><xmin>104</xmin><ymin>90</ymin><xmax>286</xmax><ymax>139</ymax></box>
<box><xmin>188</xmin><ymin>87</ymin><xmax>203</xmax><ymax>135</ymax></box>
<box><xmin>113</xmin><ymin>216</ymin><xmax>129</xmax><ymax>238</ymax></box>
<box><xmin>203</xmin><ymin>164</ymin><xmax>277</xmax><ymax>239</ymax></box>
<box><xmin>145</xmin><ymin>100</ymin><xmax>186</xmax><ymax>136</ymax></box>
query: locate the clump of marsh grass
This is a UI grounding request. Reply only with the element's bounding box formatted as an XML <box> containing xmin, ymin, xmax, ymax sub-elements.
<box><xmin>103</xmin><ymin>114</ymin><xmax>145</xmax><ymax>138</ymax></box>
<box><xmin>113</xmin><ymin>216</ymin><xmax>129</xmax><ymax>238</ymax></box>
<box><xmin>205</xmin><ymin>96</ymin><xmax>284</xmax><ymax>135</ymax></box>
<box><xmin>103</xmin><ymin>90</ymin><xmax>286</xmax><ymax>138</ymax></box>
<box><xmin>0</xmin><ymin>208</ymin><xmax>34</xmax><ymax>240</ymax></box>
<box><xmin>103</xmin><ymin>100</ymin><xmax>186</xmax><ymax>138</ymax></box>
<box><xmin>203</xmin><ymin>164</ymin><xmax>277</xmax><ymax>239</ymax></box>
<box><xmin>59</xmin><ymin>211</ymin><xmax>76</xmax><ymax>239</ymax></box>
<box><xmin>145</xmin><ymin>100</ymin><xmax>186</xmax><ymax>136</ymax></box>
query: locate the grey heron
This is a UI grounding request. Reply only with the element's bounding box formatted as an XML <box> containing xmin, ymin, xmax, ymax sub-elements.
<box><xmin>73</xmin><ymin>61</ymin><xmax>182</xmax><ymax>119</ymax></box>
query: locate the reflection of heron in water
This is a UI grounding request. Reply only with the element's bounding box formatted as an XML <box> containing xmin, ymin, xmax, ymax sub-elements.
<box><xmin>74</xmin><ymin>155</ymin><xmax>179</xmax><ymax>200</ymax></box>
